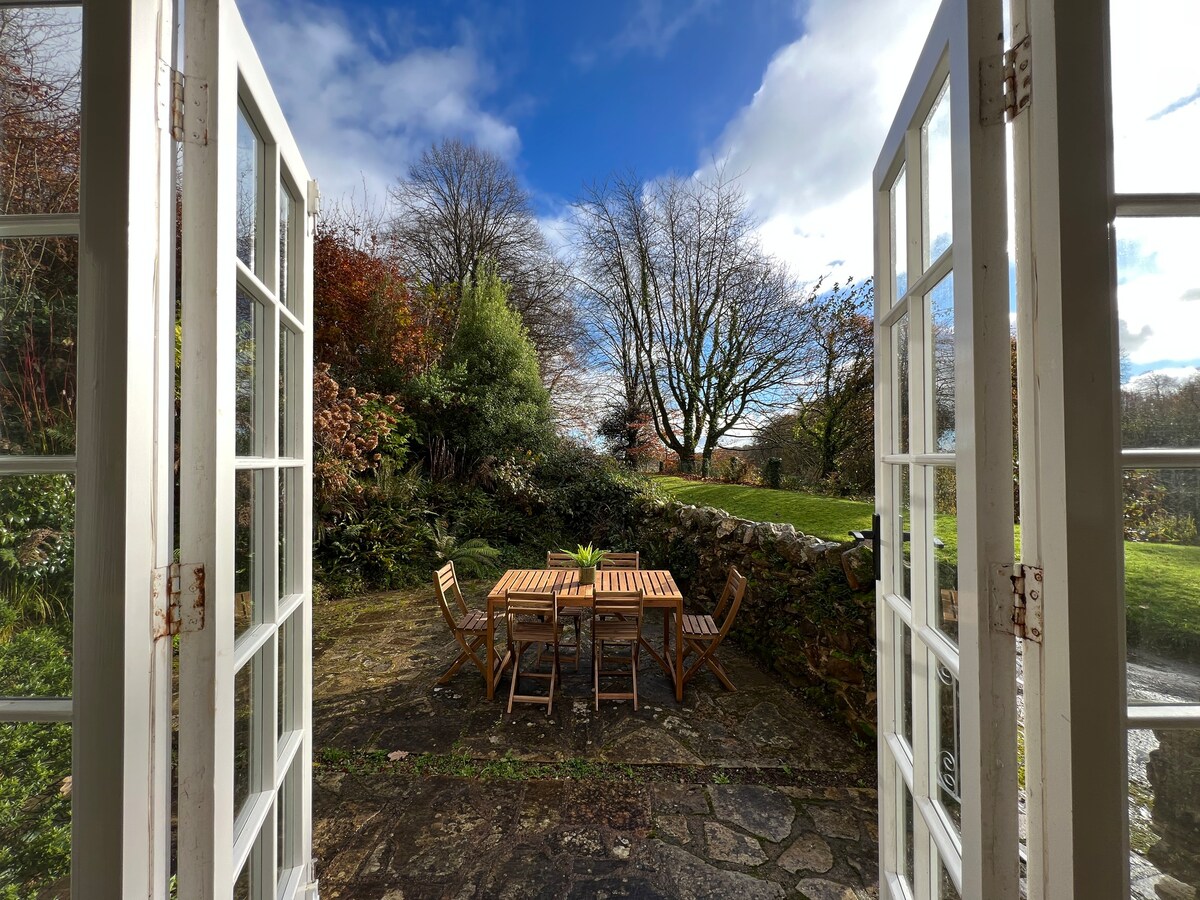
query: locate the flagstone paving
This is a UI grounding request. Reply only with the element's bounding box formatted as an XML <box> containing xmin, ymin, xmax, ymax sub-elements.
<box><xmin>312</xmin><ymin>584</ymin><xmax>880</xmax><ymax>899</ymax></box>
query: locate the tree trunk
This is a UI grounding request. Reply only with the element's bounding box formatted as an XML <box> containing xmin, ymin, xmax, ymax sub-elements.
<box><xmin>678</xmin><ymin>451</ymin><xmax>696</xmax><ymax>474</ymax></box>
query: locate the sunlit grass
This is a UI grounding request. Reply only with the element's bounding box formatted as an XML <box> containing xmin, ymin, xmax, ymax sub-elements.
<box><xmin>654</xmin><ymin>476</ymin><xmax>1200</xmax><ymax>657</ymax></box>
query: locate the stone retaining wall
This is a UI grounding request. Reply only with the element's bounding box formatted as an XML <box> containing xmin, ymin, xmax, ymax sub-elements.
<box><xmin>632</xmin><ymin>499</ymin><xmax>877</xmax><ymax>739</ymax></box>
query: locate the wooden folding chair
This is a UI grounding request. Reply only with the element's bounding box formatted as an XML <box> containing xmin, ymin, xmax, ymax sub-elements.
<box><xmin>433</xmin><ymin>562</ymin><xmax>501</xmax><ymax>687</ymax></box>
<box><xmin>599</xmin><ymin>551</ymin><xmax>640</xmax><ymax>570</ymax></box>
<box><xmin>592</xmin><ymin>589</ymin><xmax>644</xmax><ymax>710</ymax></box>
<box><xmin>674</xmin><ymin>567</ymin><xmax>747</xmax><ymax>692</ymax></box>
<box><xmin>545</xmin><ymin>552</ymin><xmax>585</xmax><ymax>671</ymax></box>
<box><xmin>506</xmin><ymin>589</ymin><xmax>561</xmax><ymax>715</ymax></box>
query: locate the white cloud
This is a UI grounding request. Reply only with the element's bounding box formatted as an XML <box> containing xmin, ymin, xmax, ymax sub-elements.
<box><xmin>704</xmin><ymin>0</ymin><xmax>941</xmax><ymax>283</ymax></box>
<box><xmin>1116</xmin><ymin>218</ymin><xmax>1200</xmax><ymax>368</ymax></box>
<box><xmin>237</xmin><ymin>0</ymin><xmax>519</xmax><ymax>207</ymax></box>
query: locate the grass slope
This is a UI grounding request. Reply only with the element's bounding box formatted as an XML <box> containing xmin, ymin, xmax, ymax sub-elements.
<box><xmin>653</xmin><ymin>477</ymin><xmax>873</xmax><ymax>542</ymax></box>
<box><xmin>655</xmin><ymin>476</ymin><xmax>1200</xmax><ymax>660</ymax></box>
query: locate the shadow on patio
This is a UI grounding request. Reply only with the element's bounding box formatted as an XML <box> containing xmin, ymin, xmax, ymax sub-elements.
<box><xmin>312</xmin><ymin>583</ymin><xmax>880</xmax><ymax>899</ymax></box>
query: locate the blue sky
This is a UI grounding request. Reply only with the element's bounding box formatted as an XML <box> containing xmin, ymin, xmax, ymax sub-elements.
<box><xmin>238</xmin><ymin>0</ymin><xmax>1200</xmax><ymax>385</ymax></box>
<box><xmin>238</xmin><ymin>0</ymin><xmax>943</xmax><ymax>283</ymax></box>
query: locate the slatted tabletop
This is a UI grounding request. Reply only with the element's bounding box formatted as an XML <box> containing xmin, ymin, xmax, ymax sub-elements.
<box><xmin>486</xmin><ymin>568</ymin><xmax>683</xmax><ymax>605</ymax></box>
<box><xmin>483</xmin><ymin>568</ymin><xmax>687</xmax><ymax>702</ymax></box>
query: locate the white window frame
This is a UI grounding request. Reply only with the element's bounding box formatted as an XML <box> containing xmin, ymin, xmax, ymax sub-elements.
<box><xmin>177</xmin><ymin>0</ymin><xmax>315</xmax><ymax>896</ymax></box>
<box><xmin>874</xmin><ymin>0</ymin><xmax>1017</xmax><ymax>897</ymax></box>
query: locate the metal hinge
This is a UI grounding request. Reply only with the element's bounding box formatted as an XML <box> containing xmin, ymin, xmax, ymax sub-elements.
<box><xmin>307</xmin><ymin>180</ymin><xmax>321</xmax><ymax>217</ymax></box>
<box><xmin>159</xmin><ymin>59</ymin><xmax>209</xmax><ymax>145</ymax></box>
<box><xmin>1003</xmin><ymin>563</ymin><xmax>1043</xmax><ymax>642</ymax></box>
<box><xmin>151</xmin><ymin>563</ymin><xmax>207</xmax><ymax>639</ymax></box>
<box><xmin>981</xmin><ymin>35</ymin><xmax>1032</xmax><ymax>125</ymax></box>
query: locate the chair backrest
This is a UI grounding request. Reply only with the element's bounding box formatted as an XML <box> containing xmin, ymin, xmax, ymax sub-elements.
<box><xmin>600</xmin><ymin>551</ymin><xmax>640</xmax><ymax>570</ymax></box>
<box><xmin>712</xmin><ymin>567</ymin><xmax>748</xmax><ymax>630</ymax></box>
<box><xmin>594</xmin><ymin>589</ymin><xmax>644</xmax><ymax>620</ymax></box>
<box><xmin>505</xmin><ymin>589</ymin><xmax>557</xmax><ymax>626</ymax></box>
<box><xmin>434</xmin><ymin>561</ymin><xmax>468</xmax><ymax>628</ymax></box>
<box><xmin>546</xmin><ymin>551</ymin><xmax>575</xmax><ymax>569</ymax></box>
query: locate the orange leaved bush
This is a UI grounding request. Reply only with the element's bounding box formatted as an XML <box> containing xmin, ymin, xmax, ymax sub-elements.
<box><xmin>313</xmin><ymin>220</ymin><xmax>448</xmax><ymax>390</ymax></box>
<box><xmin>313</xmin><ymin>363</ymin><xmax>403</xmax><ymax>515</ymax></box>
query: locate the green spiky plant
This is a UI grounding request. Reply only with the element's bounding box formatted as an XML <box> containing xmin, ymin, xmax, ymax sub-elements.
<box><xmin>560</xmin><ymin>543</ymin><xmax>606</xmax><ymax>568</ymax></box>
<box><xmin>430</xmin><ymin>522</ymin><xmax>501</xmax><ymax>577</ymax></box>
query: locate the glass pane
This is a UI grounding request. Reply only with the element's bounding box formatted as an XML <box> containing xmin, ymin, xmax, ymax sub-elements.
<box><xmin>236</xmin><ymin>104</ymin><xmax>261</xmax><ymax>272</ymax></box>
<box><xmin>1117</xmin><ymin>218</ymin><xmax>1200</xmax><ymax>448</ymax></box>
<box><xmin>0</xmin><ymin>8</ymin><xmax>82</xmax><ymax>215</ymax></box>
<box><xmin>0</xmin><ymin>474</ymin><xmax>74</xmax><ymax>697</ymax></box>
<box><xmin>940</xmin><ymin>862</ymin><xmax>961</xmax><ymax>899</ymax></box>
<box><xmin>901</xmin><ymin>620</ymin><xmax>913</xmax><ymax>748</ymax></box>
<box><xmin>1110</xmin><ymin>0</ymin><xmax>1200</xmax><ymax>194</ymax></box>
<box><xmin>929</xmin><ymin>271</ymin><xmax>956</xmax><ymax>453</ymax></box>
<box><xmin>0</xmin><ymin>721</ymin><xmax>70</xmax><ymax>896</ymax></box>
<box><xmin>234</xmin><ymin>656</ymin><xmax>254</xmax><ymax>823</ymax></box>
<box><xmin>278</xmin><ymin>756</ymin><xmax>299</xmax><ymax>876</ymax></box>
<box><xmin>234</xmin><ymin>469</ymin><xmax>261</xmax><ymax>639</ymax></box>
<box><xmin>279</xmin><ymin>182</ymin><xmax>294</xmax><ymax>311</ymax></box>
<box><xmin>936</xmin><ymin>661</ymin><xmax>962</xmax><ymax>833</ymax></box>
<box><xmin>1129</xmin><ymin>728</ymin><xmax>1200</xmax><ymax>899</ymax></box>
<box><xmin>897</xmin><ymin>464</ymin><xmax>912</xmax><ymax>601</ymax></box>
<box><xmin>279</xmin><ymin>468</ymin><xmax>296</xmax><ymax>600</ymax></box>
<box><xmin>278</xmin><ymin>612</ymin><xmax>296</xmax><ymax>737</ymax></box>
<box><xmin>893</xmin><ymin>167</ymin><xmax>908</xmax><ymax>300</ymax></box>
<box><xmin>922</xmin><ymin>78</ymin><xmax>952</xmax><ymax>268</ymax></box>
<box><xmin>233</xmin><ymin>856</ymin><xmax>251</xmax><ymax>900</ymax></box>
<box><xmin>934</xmin><ymin>466</ymin><xmax>960</xmax><ymax>643</ymax></box>
<box><xmin>1124</xmin><ymin>469</ymin><xmax>1200</xmax><ymax>702</ymax></box>
<box><xmin>235</xmin><ymin>288</ymin><xmax>263</xmax><ymax>457</ymax></box>
<box><xmin>903</xmin><ymin>782</ymin><xmax>915</xmax><ymax>890</ymax></box>
<box><xmin>279</xmin><ymin>325</ymin><xmax>295</xmax><ymax>458</ymax></box>
<box><xmin>895</xmin><ymin>314</ymin><xmax>910</xmax><ymax>454</ymax></box>
<box><xmin>0</xmin><ymin>238</ymin><xmax>78</xmax><ymax>455</ymax></box>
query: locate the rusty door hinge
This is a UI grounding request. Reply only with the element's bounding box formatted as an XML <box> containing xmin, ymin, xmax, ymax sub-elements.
<box><xmin>981</xmin><ymin>35</ymin><xmax>1032</xmax><ymax>125</ymax></box>
<box><xmin>152</xmin><ymin>563</ymin><xmax>206</xmax><ymax>638</ymax></box>
<box><xmin>159</xmin><ymin>59</ymin><xmax>209</xmax><ymax>145</ymax></box>
<box><xmin>1002</xmin><ymin>563</ymin><xmax>1043</xmax><ymax>642</ymax></box>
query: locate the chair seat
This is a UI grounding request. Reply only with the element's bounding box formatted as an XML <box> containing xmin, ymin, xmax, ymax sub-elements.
<box><xmin>594</xmin><ymin>621</ymin><xmax>640</xmax><ymax>640</ymax></box>
<box><xmin>675</xmin><ymin>613</ymin><xmax>719</xmax><ymax>638</ymax></box>
<box><xmin>457</xmin><ymin>610</ymin><xmax>490</xmax><ymax>633</ymax></box>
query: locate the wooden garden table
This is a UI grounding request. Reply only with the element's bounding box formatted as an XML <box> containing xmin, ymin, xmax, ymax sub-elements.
<box><xmin>485</xmin><ymin>568</ymin><xmax>686</xmax><ymax>702</ymax></box>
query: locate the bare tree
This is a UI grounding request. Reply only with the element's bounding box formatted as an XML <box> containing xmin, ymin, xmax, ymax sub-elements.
<box><xmin>790</xmin><ymin>279</ymin><xmax>875</xmax><ymax>489</ymax></box>
<box><xmin>388</xmin><ymin>138</ymin><xmax>582</xmax><ymax>395</ymax></box>
<box><xmin>573</xmin><ymin>169</ymin><xmax>806</xmax><ymax>474</ymax></box>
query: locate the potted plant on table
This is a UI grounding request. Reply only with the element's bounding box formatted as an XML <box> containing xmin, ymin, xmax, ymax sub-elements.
<box><xmin>561</xmin><ymin>543</ymin><xmax>606</xmax><ymax>586</ymax></box>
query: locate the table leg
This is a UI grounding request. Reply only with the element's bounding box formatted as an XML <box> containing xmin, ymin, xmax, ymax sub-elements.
<box><xmin>486</xmin><ymin>600</ymin><xmax>496</xmax><ymax>701</ymax></box>
<box><xmin>675</xmin><ymin>600</ymin><xmax>684</xmax><ymax>702</ymax></box>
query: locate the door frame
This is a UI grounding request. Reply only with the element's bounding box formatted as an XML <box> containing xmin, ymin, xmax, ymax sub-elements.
<box><xmin>1007</xmin><ymin>0</ymin><xmax>1128</xmax><ymax>896</ymax></box>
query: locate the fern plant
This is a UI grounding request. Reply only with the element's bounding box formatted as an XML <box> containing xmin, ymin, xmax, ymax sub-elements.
<box><xmin>430</xmin><ymin>521</ymin><xmax>500</xmax><ymax>577</ymax></box>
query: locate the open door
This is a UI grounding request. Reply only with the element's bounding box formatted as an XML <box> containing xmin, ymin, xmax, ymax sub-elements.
<box><xmin>177</xmin><ymin>1</ymin><xmax>316</xmax><ymax>896</ymax></box>
<box><xmin>872</xmin><ymin>0</ymin><xmax>1018</xmax><ymax>897</ymax></box>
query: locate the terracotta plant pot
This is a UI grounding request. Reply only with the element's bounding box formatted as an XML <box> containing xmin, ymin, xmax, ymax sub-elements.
<box><xmin>579</xmin><ymin>566</ymin><xmax>596</xmax><ymax>586</ymax></box>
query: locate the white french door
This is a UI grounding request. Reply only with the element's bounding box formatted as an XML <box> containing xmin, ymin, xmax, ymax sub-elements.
<box><xmin>178</xmin><ymin>1</ymin><xmax>315</xmax><ymax>897</ymax></box>
<box><xmin>873</xmin><ymin>0</ymin><xmax>1018</xmax><ymax>897</ymax></box>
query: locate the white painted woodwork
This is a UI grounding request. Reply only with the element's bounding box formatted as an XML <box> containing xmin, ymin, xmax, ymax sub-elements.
<box><xmin>71</xmin><ymin>1</ymin><xmax>176</xmax><ymax>897</ymax></box>
<box><xmin>178</xmin><ymin>1</ymin><xmax>314</xmax><ymax>896</ymax></box>
<box><xmin>874</xmin><ymin>0</ymin><xmax>1017</xmax><ymax>897</ymax></box>
<box><xmin>1009</xmin><ymin>0</ymin><xmax>1128</xmax><ymax>897</ymax></box>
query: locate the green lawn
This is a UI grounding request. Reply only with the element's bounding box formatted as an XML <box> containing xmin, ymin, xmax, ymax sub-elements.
<box><xmin>655</xmin><ymin>476</ymin><xmax>1200</xmax><ymax>660</ymax></box>
<box><xmin>653</xmin><ymin>477</ymin><xmax>874</xmax><ymax>542</ymax></box>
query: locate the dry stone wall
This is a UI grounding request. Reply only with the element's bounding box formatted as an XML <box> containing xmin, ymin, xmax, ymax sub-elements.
<box><xmin>632</xmin><ymin>499</ymin><xmax>878</xmax><ymax>739</ymax></box>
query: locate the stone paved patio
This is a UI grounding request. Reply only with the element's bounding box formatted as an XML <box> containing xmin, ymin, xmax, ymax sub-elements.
<box><xmin>312</xmin><ymin>584</ymin><xmax>880</xmax><ymax>899</ymax></box>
